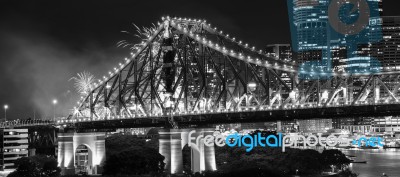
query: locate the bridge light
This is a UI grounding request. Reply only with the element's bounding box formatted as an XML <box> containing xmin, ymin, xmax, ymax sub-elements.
<box><xmin>247</xmin><ymin>82</ymin><xmax>257</xmax><ymax>91</ymax></box>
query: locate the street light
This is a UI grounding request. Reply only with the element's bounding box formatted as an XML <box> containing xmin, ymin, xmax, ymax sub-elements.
<box><xmin>52</xmin><ymin>99</ymin><xmax>57</xmax><ymax>122</ymax></box>
<box><xmin>3</xmin><ymin>105</ymin><xmax>8</xmax><ymax>122</ymax></box>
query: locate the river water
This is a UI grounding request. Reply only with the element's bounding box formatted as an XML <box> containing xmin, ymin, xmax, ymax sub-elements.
<box><xmin>341</xmin><ymin>149</ymin><xmax>400</xmax><ymax>177</ymax></box>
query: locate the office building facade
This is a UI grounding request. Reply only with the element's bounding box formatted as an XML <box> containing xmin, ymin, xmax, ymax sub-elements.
<box><xmin>358</xmin><ymin>16</ymin><xmax>400</xmax><ymax>70</ymax></box>
<box><xmin>0</xmin><ymin>129</ymin><xmax>29</xmax><ymax>171</ymax></box>
<box><xmin>288</xmin><ymin>0</ymin><xmax>329</xmax><ymax>67</ymax></box>
<box><xmin>372</xmin><ymin>116</ymin><xmax>400</xmax><ymax>133</ymax></box>
<box><xmin>287</xmin><ymin>0</ymin><xmax>383</xmax><ymax>72</ymax></box>
<box><xmin>265</xmin><ymin>44</ymin><xmax>293</xmax><ymax>61</ymax></box>
<box><xmin>298</xmin><ymin>119</ymin><xmax>332</xmax><ymax>133</ymax></box>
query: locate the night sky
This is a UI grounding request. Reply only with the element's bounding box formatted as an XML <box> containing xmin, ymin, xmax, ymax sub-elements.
<box><xmin>0</xmin><ymin>0</ymin><xmax>399</xmax><ymax>120</ymax></box>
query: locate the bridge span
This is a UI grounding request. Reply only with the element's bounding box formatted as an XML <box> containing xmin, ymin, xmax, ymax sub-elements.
<box><xmin>3</xmin><ymin>16</ymin><xmax>400</xmax><ymax>175</ymax></box>
<box><xmin>63</xmin><ymin>17</ymin><xmax>400</xmax><ymax>129</ymax></box>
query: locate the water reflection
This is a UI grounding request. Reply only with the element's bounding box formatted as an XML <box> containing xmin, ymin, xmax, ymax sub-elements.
<box><xmin>342</xmin><ymin>149</ymin><xmax>400</xmax><ymax>177</ymax></box>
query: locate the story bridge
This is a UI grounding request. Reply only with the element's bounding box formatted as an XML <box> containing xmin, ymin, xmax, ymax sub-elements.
<box><xmin>64</xmin><ymin>16</ymin><xmax>400</xmax><ymax>129</ymax></box>
<box><xmin>3</xmin><ymin>16</ymin><xmax>400</xmax><ymax>175</ymax></box>
<box><xmin>3</xmin><ymin>16</ymin><xmax>400</xmax><ymax>130</ymax></box>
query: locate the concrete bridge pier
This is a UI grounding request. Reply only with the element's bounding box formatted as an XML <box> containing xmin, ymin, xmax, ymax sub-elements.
<box><xmin>57</xmin><ymin>132</ymin><xmax>106</xmax><ymax>175</ymax></box>
<box><xmin>159</xmin><ymin>129</ymin><xmax>216</xmax><ymax>174</ymax></box>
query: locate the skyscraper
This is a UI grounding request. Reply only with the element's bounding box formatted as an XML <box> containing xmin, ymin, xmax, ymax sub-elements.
<box><xmin>288</xmin><ymin>0</ymin><xmax>330</xmax><ymax>66</ymax></box>
<box><xmin>264</xmin><ymin>44</ymin><xmax>293</xmax><ymax>87</ymax></box>
<box><xmin>287</xmin><ymin>0</ymin><xmax>383</xmax><ymax>74</ymax></box>
<box><xmin>265</xmin><ymin>44</ymin><xmax>292</xmax><ymax>61</ymax></box>
<box><xmin>358</xmin><ymin>16</ymin><xmax>400</xmax><ymax>70</ymax></box>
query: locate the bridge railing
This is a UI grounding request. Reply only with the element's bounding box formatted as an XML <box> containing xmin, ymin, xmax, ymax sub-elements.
<box><xmin>0</xmin><ymin>120</ymin><xmax>55</xmax><ymax>128</ymax></box>
<box><xmin>63</xmin><ymin>99</ymin><xmax>400</xmax><ymax>124</ymax></box>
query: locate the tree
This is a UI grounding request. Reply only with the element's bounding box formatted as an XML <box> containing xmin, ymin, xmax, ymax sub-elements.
<box><xmin>338</xmin><ymin>169</ymin><xmax>359</xmax><ymax>177</ymax></box>
<box><xmin>8</xmin><ymin>155</ymin><xmax>60</xmax><ymax>177</ymax></box>
<box><xmin>214</xmin><ymin>144</ymin><xmax>352</xmax><ymax>176</ymax></box>
<box><xmin>103</xmin><ymin>146</ymin><xmax>165</xmax><ymax>176</ymax></box>
<box><xmin>182</xmin><ymin>145</ymin><xmax>192</xmax><ymax>174</ymax></box>
<box><xmin>103</xmin><ymin>135</ymin><xmax>165</xmax><ymax>176</ymax></box>
<box><xmin>321</xmin><ymin>149</ymin><xmax>351</xmax><ymax>170</ymax></box>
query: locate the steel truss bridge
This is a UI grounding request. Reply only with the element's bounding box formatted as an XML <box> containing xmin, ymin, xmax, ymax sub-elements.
<box><xmin>57</xmin><ymin>16</ymin><xmax>400</xmax><ymax>129</ymax></box>
<box><xmin>5</xmin><ymin>17</ymin><xmax>400</xmax><ymax>130</ymax></box>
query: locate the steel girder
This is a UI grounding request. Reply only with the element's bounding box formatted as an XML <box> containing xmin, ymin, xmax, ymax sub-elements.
<box><xmin>28</xmin><ymin>127</ymin><xmax>57</xmax><ymax>154</ymax></box>
<box><xmin>72</xmin><ymin>17</ymin><xmax>400</xmax><ymax>124</ymax></box>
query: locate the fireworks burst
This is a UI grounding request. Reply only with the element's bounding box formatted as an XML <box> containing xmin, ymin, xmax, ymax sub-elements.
<box><xmin>69</xmin><ymin>71</ymin><xmax>96</xmax><ymax>97</ymax></box>
<box><xmin>117</xmin><ymin>23</ymin><xmax>161</xmax><ymax>61</ymax></box>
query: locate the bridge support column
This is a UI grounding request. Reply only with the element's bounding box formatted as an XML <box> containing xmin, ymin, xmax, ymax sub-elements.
<box><xmin>159</xmin><ymin>129</ymin><xmax>216</xmax><ymax>174</ymax></box>
<box><xmin>159</xmin><ymin>129</ymin><xmax>184</xmax><ymax>174</ymax></box>
<box><xmin>57</xmin><ymin>132</ymin><xmax>106</xmax><ymax>175</ymax></box>
<box><xmin>201</xmin><ymin>129</ymin><xmax>217</xmax><ymax>172</ymax></box>
<box><xmin>58</xmin><ymin>134</ymin><xmax>75</xmax><ymax>175</ymax></box>
<box><xmin>188</xmin><ymin>129</ymin><xmax>217</xmax><ymax>172</ymax></box>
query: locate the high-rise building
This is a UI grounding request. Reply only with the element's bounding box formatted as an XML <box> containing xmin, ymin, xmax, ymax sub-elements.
<box><xmin>0</xmin><ymin>129</ymin><xmax>29</xmax><ymax>171</ymax></box>
<box><xmin>265</xmin><ymin>44</ymin><xmax>293</xmax><ymax>87</ymax></box>
<box><xmin>265</xmin><ymin>44</ymin><xmax>292</xmax><ymax>61</ymax></box>
<box><xmin>331</xmin><ymin>46</ymin><xmax>347</xmax><ymax>72</ymax></box>
<box><xmin>287</xmin><ymin>0</ymin><xmax>383</xmax><ymax>73</ymax></box>
<box><xmin>358</xmin><ymin>16</ymin><xmax>400</xmax><ymax>70</ymax></box>
<box><xmin>288</xmin><ymin>0</ymin><xmax>329</xmax><ymax>68</ymax></box>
